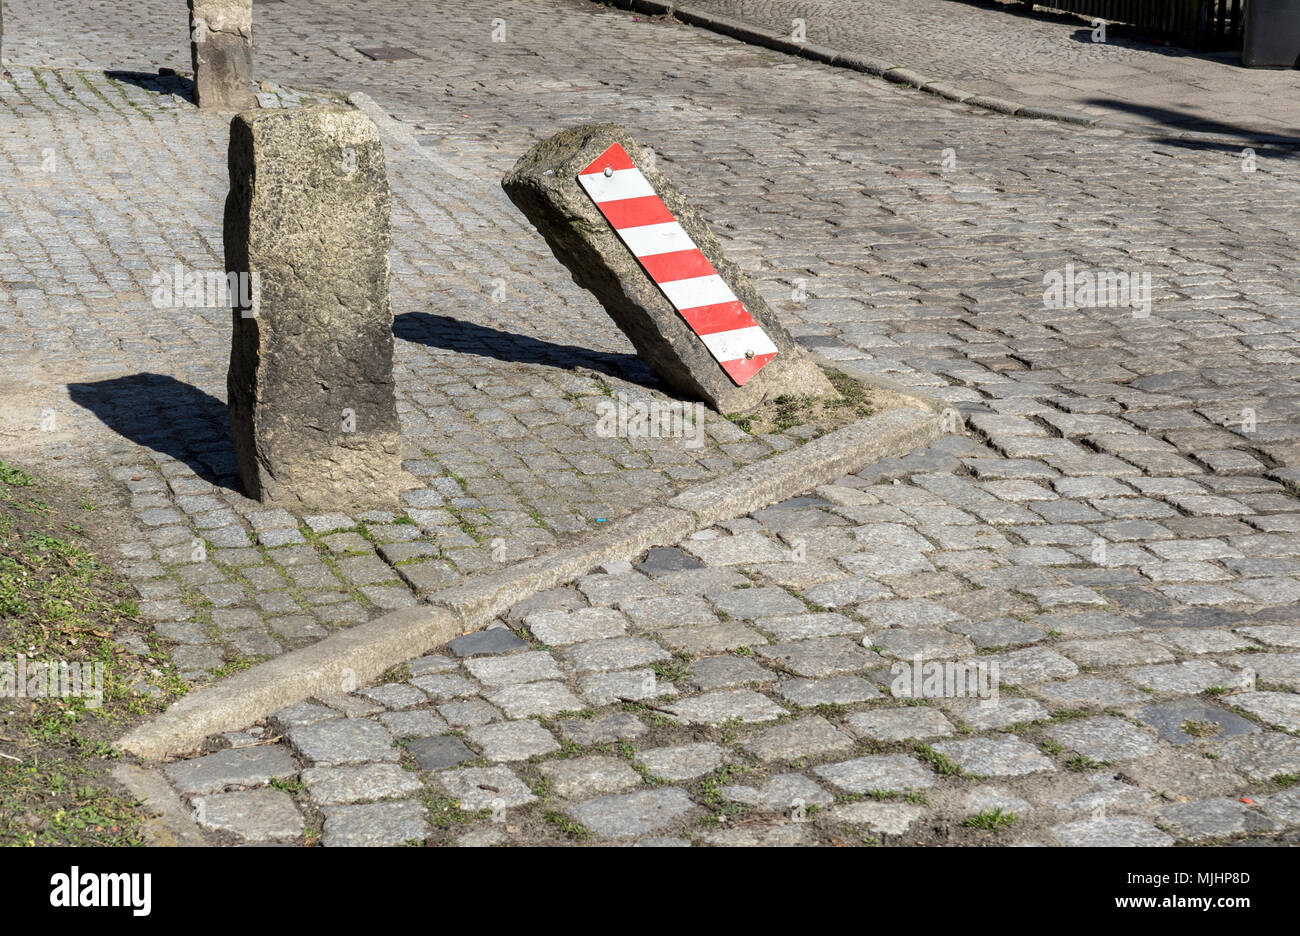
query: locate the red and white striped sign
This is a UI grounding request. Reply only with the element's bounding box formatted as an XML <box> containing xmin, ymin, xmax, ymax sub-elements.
<box><xmin>578</xmin><ymin>143</ymin><xmax>777</xmax><ymax>386</ymax></box>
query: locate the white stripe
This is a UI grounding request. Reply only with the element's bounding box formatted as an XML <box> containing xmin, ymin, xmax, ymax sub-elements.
<box><xmin>699</xmin><ymin>325</ymin><xmax>778</xmax><ymax>363</ymax></box>
<box><xmin>577</xmin><ymin>166</ymin><xmax>655</xmax><ymax>203</ymax></box>
<box><xmin>658</xmin><ymin>274</ymin><xmax>736</xmax><ymax>311</ymax></box>
<box><xmin>617</xmin><ymin>221</ymin><xmax>696</xmax><ymax>258</ymax></box>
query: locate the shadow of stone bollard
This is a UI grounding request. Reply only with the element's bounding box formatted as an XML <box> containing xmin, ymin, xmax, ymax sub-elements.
<box><xmin>224</xmin><ymin>104</ymin><xmax>401</xmax><ymax>507</ymax></box>
<box><xmin>189</xmin><ymin>0</ymin><xmax>255</xmax><ymax>110</ymax></box>
<box><xmin>502</xmin><ymin>123</ymin><xmax>836</xmax><ymax>415</ymax></box>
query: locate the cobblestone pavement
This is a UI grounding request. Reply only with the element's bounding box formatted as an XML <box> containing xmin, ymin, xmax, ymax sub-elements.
<box><xmin>636</xmin><ymin>0</ymin><xmax>1300</xmax><ymax>141</ymax></box>
<box><xmin>0</xmin><ymin>63</ymin><xmax>840</xmax><ymax>681</ymax></box>
<box><xmin>183</xmin><ymin>446</ymin><xmax>1300</xmax><ymax>845</ymax></box>
<box><xmin>2</xmin><ymin>0</ymin><xmax>1300</xmax><ymax>844</ymax></box>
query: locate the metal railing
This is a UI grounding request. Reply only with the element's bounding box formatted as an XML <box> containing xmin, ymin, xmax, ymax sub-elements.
<box><xmin>1017</xmin><ymin>1</ymin><xmax>1244</xmax><ymax>49</ymax></box>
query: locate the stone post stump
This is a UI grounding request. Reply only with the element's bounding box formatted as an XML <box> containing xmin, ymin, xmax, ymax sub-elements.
<box><xmin>189</xmin><ymin>0</ymin><xmax>255</xmax><ymax>110</ymax></box>
<box><xmin>503</xmin><ymin>123</ymin><xmax>836</xmax><ymax>414</ymax></box>
<box><xmin>224</xmin><ymin>104</ymin><xmax>401</xmax><ymax>507</ymax></box>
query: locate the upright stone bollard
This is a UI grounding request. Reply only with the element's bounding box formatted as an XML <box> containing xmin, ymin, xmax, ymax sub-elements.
<box><xmin>503</xmin><ymin>123</ymin><xmax>836</xmax><ymax>414</ymax></box>
<box><xmin>224</xmin><ymin>104</ymin><xmax>402</xmax><ymax>507</ymax></box>
<box><xmin>189</xmin><ymin>0</ymin><xmax>255</xmax><ymax>110</ymax></box>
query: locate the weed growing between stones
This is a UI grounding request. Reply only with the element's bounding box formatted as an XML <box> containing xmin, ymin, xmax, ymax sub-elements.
<box><xmin>725</xmin><ymin>368</ymin><xmax>876</xmax><ymax>437</ymax></box>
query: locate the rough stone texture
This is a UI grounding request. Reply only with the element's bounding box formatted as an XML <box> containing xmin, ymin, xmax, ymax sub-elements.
<box><xmin>408</xmin><ymin>735</ymin><xmax>477</xmax><ymax>771</ymax></box>
<box><xmin>1211</xmin><ymin>732</ymin><xmax>1300</xmax><ymax>781</ymax></box>
<box><xmin>635</xmin><ymin>743</ymin><xmax>725</xmax><ymax>780</ymax></box>
<box><xmin>463</xmin><ymin>652</ymin><xmax>563</xmax><ymax>687</ymax></box>
<box><xmin>945</xmin><ymin>696</ymin><xmax>1045</xmax><ymax>731</ymax></box>
<box><xmin>686</xmin><ymin>655</ymin><xmax>775</xmax><ymax>690</ymax></box>
<box><xmin>1230</xmin><ymin>692</ymin><xmax>1300</xmax><ymax>732</ymax></box>
<box><xmin>1158</xmin><ymin>798</ymin><xmax>1276</xmax><ymax>841</ymax></box>
<box><xmin>665</xmin><ymin>689</ymin><xmax>787</xmax><ymax>725</ymax></box>
<box><xmin>1046</xmin><ymin>716</ymin><xmax>1156</xmax><ymax>762</ymax></box>
<box><xmin>846</xmin><ymin>707</ymin><xmax>954</xmax><ymax>742</ymax></box>
<box><xmin>567</xmin><ymin>787</ymin><xmax>695</xmax><ymax>838</ymax></box>
<box><xmin>225</xmin><ymin>104</ymin><xmax>401</xmax><ymax>507</ymax></box>
<box><xmin>467</xmin><ymin>719</ymin><xmax>559</xmax><ymax>761</ymax></box>
<box><xmin>1135</xmin><ymin>697</ymin><xmax>1259</xmax><ymax>747</ymax></box>
<box><xmin>722</xmin><ymin>773</ymin><xmax>834</xmax><ymax>811</ymax></box>
<box><xmin>164</xmin><ymin>745</ymin><xmax>298</xmax><ymax>795</ymax></box>
<box><xmin>814</xmin><ymin>754</ymin><xmax>935</xmax><ymax>793</ymax></box>
<box><xmin>1052</xmin><ymin>817</ymin><xmax>1173</xmax><ymax>847</ymax></box>
<box><xmin>435</xmin><ymin>765</ymin><xmax>537</xmax><ymax>810</ymax></box>
<box><xmin>378</xmin><ymin>710</ymin><xmax>449</xmax><ymax>738</ymax></box>
<box><xmin>301</xmin><ymin>764</ymin><xmax>424</xmax><ymax>805</ymax></box>
<box><xmin>741</xmin><ymin>715</ymin><xmax>854</xmax><ymax>760</ymax></box>
<box><xmin>285</xmin><ymin>718</ymin><xmax>397</xmax><ymax>765</ymax></box>
<box><xmin>321</xmin><ymin>800</ymin><xmax>427</xmax><ymax>846</ymax></box>
<box><xmin>501</xmin><ymin>123</ymin><xmax>835</xmax><ymax>414</ymax></box>
<box><xmin>486</xmin><ymin>680</ymin><xmax>586</xmax><ymax>719</ymax></box>
<box><xmin>930</xmin><ymin>736</ymin><xmax>1054</xmax><ymax>777</ymax></box>
<box><xmin>775</xmin><ymin>675</ymin><xmax>882</xmax><ymax>706</ymax></box>
<box><xmin>832</xmin><ymin>801</ymin><xmax>925</xmax><ymax>835</ymax></box>
<box><xmin>536</xmin><ymin>756</ymin><xmax>642</xmax><ymax>798</ymax></box>
<box><xmin>557</xmin><ymin>712</ymin><xmax>648</xmax><ymax>745</ymax></box>
<box><xmin>192</xmin><ymin>787</ymin><xmax>303</xmax><ymax>841</ymax></box>
<box><xmin>188</xmin><ymin>0</ymin><xmax>255</xmax><ymax>110</ymax></box>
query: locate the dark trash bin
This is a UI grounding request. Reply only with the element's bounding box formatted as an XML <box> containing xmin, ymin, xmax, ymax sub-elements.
<box><xmin>1243</xmin><ymin>0</ymin><xmax>1300</xmax><ymax>67</ymax></box>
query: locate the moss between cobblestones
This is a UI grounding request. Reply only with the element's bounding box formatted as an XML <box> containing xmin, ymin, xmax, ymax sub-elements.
<box><xmin>725</xmin><ymin>369</ymin><xmax>876</xmax><ymax>439</ymax></box>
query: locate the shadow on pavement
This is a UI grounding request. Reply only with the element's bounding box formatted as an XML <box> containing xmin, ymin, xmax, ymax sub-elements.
<box><xmin>1081</xmin><ymin>98</ymin><xmax>1300</xmax><ymax>152</ymax></box>
<box><xmin>394</xmin><ymin>310</ymin><xmax>661</xmax><ymax>390</ymax></box>
<box><xmin>104</xmin><ymin>69</ymin><xmax>196</xmax><ymax>104</ymax></box>
<box><xmin>68</xmin><ymin>373</ymin><xmax>241</xmax><ymax>492</ymax></box>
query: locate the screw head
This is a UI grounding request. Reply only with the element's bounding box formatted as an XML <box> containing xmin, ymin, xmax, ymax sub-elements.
<box><xmin>603</xmin><ymin>166</ymin><xmax>613</xmax><ymax>177</ymax></box>
<box><xmin>744</xmin><ymin>349</ymin><xmax>755</xmax><ymax>360</ymax></box>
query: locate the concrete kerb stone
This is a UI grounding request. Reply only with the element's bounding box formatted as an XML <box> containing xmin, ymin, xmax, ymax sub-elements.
<box><xmin>882</xmin><ymin>68</ymin><xmax>933</xmax><ymax>90</ymax></box>
<box><xmin>670</xmin><ymin>404</ymin><xmax>941</xmax><ymax>526</ymax></box>
<box><xmin>116</xmin><ymin>380</ymin><xmax>940</xmax><ymax>761</ymax></box>
<box><xmin>117</xmin><ymin>605</ymin><xmax>462</xmax><ymax>760</ymax></box>
<box><xmin>109</xmin><ymin>763</ymin><xmax>209</xmax><ymax>846</ymax></box>
<box><xmin>429</xmin><ymin>506</ymin><xmax>697</xmax><ymax>627</ymax></box>
<box><xmin>600</xmin><ymin>0</ymin><xmax>1300</xmax><ymax>146</ymax></box>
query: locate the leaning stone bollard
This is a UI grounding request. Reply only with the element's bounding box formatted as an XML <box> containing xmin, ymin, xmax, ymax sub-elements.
<box><xmin>503</xmin><ymin>123</ymin><xmax>836</xmax><ymax>414</ymax></box>
<box><xmin>224</xmin><ymin>104</ymin><xmax>401</xmax><ymax>507</ymax></box>
<box><xmin>189</xmin><ymin>0</ymin><xmax>255</xmax><ymax>110</ymax></box>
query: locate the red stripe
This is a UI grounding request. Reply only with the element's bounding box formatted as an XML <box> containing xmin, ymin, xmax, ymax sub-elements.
<box><xmin>720</xmin><ymin>352</ymin><xmax>777</xmax><ymax>386</ymax></box>
<box><xmin>639</xmin><ymin>249</ymin><xmax>716</xmax><ymax>284</ymax></box>
<box><xmin>676</xmin><ymin>300</ymin><xmax>757</xmax><ymax>336</ymax></box>
<box><xmin>597</xmin><ymin>195</ymin><xmax>675</xmax><ymax>230</ymax></box>
<box><xmin>580</xmin><ymin>143</ymin><xmax>636</xmax><ymax>177</ymax></box>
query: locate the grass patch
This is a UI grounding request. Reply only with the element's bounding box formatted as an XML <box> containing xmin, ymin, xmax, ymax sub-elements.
<box><xmin>913</xmin><ymin>743</ymin><xmax>972</xmax><ymax>778</ymax></box>
<box><xmin>0</xmin><ymin>462</ymin><xmax>185</xmax><ymax>845</ymax></box>
<box><xmin>543</xmin><ymin>810</ymin><xmax>590</xmax><ymax>840</ymax></box>
<box><xmin>965</xmin><ymin>807</ymin><xmax>1017</xmax><ymax>831</ymax></box>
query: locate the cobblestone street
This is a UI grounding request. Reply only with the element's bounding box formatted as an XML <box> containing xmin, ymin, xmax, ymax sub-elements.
<box><xmin>619</xmin><ymin>0</ymin><xmax>1300</xmax><ymax>140</ymax></box>
<box><xmin>2</xmin><ymin>0</ymin><xmax>1300</xmax><ymax>848</ymax></box>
